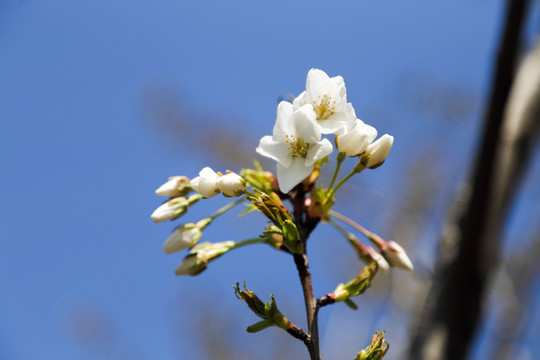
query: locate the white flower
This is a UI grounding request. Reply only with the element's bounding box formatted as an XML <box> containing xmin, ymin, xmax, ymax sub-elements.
<box><xmin>256</xmin><ymin>102</ymin><xmax>333</xmax><ymax>193</ymax></box>
<box><xmin>336</xmin><ymin>119</ymin><xmax>378</xmax><ymax>157</ymax></box>
<box><xmin>175</xmin><ymin>241</ymin><xmax>236</xmax><ymax>276</ymax></box>
<box><xmin>163</xmin><ymin>223</ymin><xmax>202</xmax><ymax>254</ymax></box>
<box><xmin>190</xmin><ymin>167</ymin><xmax>220</xmax><ymax>198</ymax></box>
<box><xmin>293</xmin><ymin>69</ymin><xmax>356</xmax><ymax>135</ymax></box>
<box><xmin>381</xmin><ymin>241</ymin><xmax>414</xmax><ymax>271</ymax></box>
<box><xmin>217</xmin><ymin>171</ymin><xmax>246</xmax><ymax>197</ymax></box>
<box><xmin>150</xmin><ymin>197</ymin><xmax>189</xmax><ymax>223</ymax></box>
<box><xmin>155</xmin><ymin>176</ymin><xmax>190</xmax><ymax>197</ymax></box>
<box><xmin>363</xmin><ymin>134</ymin><xmax>394</xmax><ymax>168</ymax></box>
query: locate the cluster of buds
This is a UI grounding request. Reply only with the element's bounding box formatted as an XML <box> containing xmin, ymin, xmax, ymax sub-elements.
<box><xmin>190</xmin><ymin>167</ymin><xmax>246</xmax><ymax>198</ymax></box>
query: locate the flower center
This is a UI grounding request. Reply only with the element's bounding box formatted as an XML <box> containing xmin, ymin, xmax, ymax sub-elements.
<box><xmin>313</xmin><ymin>94</ymin><xmax>336</xmax><ymax>120</ymax></box>
<box><xmin>285</xmin><ymin>135</ymin><xmax>308</xmax><ymax>158</ymax></box>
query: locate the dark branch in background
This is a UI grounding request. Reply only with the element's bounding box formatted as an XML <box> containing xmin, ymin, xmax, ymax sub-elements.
<box><xmin>407</xmin><ymin>1</ymin><xmax>534</xmax><ymax>359</ymax></box>
<box><xmin>488</xmin><ymin>231</ymin><xmax>540</xmax><ymax>360</ymax></box>
<box><xmin>485</xmin><ymin>41</ymin><xmax>540</xmax><ymax>359</ymax></box>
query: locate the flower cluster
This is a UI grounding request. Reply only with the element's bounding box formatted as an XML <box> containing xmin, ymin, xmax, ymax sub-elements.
<box><xmin>150</xmin><ymin>69</ymin><xmax>412</xmax><ymax>360</ymax></box>
<box><xmin>257</xmin><ymin>69</ymin><xmax>393</xmax><ymax>193</ymax></box>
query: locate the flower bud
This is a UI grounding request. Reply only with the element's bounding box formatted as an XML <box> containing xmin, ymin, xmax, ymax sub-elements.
<box><xmin>190</xmin><ymin>167</ymin><xmax>220</xmax><ymax>198</ymax></box>
<box><xmin>155</xmin><ymin>176</ymin><xmax>191</xmax><ymax>197</ymax></box>
<box><xmin>355</xmin><ymin>330</ymin><xmax>389</xmax><ymax>360</ymax></box>
<box><xmin>365</xmin><ymin>247</ymin><xmax>390</xmax><ymax>274</ymax></box>
<box><xmin>174</xmin><ymin>253</ymin><xmax>206</xmax><ymax>276</ymax></box>
<box><xmin>336</xmin><ymin>119</ymin><xmax>377</xmax><ymax>157</ymax></box>
<box><xmin>175</xmin><ymin>241</ymin><xmax>236</xmax><ymax>276</ymax></box>
<box><xmin>217</xmin><ymin>171</ymin><xmax>246</xmax><ymax>197</ymax></box>
<box><xmin>162</xmin><ymin>223</ymin><xmax>202</xmax><ymax>254</ymax></box>
<box><xmin>150</xmin><ymin>197</ymin><xmax>189</xmax><ymax>223</ymax></box>
<box><xmin>333</xmin><ymin>263</ymin><xmax>378</xmax><ymax>302</ymax></box>
<box><xmin>381</xmin><ymin>240</ymin><xmax>414</xmax><ymax>271</ymax></box>
<box><xmin>362</xmin><ymin>134</ymin><xmax>394</xmax><ymax>168</ymax></box>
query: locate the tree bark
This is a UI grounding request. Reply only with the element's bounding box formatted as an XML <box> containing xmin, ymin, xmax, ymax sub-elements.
<box><xmin>407</xmin><ymin>1</ymin><xmax>533</xmax><ymax>359</ymax></box>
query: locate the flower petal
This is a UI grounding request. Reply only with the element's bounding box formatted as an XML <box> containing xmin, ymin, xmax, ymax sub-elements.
<box><xmin>256</xmin><ymin>136</ymin><xmax>292</xmax><ymax>168</ymax></box>
<box><xmin>273</xmin><ymin>101</ymin><xmax>294</xmax><ymax>139</ymax></box>
<box><xmin>276</xmin><ymin>158</ymin><xmax>313</xmax><ymax>193</ymax></box>
<box><xmin>306</xmin><ymin>69</ymin><xmax>330</xmax><ymax>98</ymax></box>
<box><xmin>292</xmin><ymin>91</ymin><xmax>307</xmax><ymax>110</ymax></box>
<box><xmin>305</xmin><ymin>138</ymin><xmax>333</xmax><ymax>166</ymax></box>
<box><xmin>289</xmin><ymin>104</ymin><xmax>320</xmax><ymax>142</ymax></box>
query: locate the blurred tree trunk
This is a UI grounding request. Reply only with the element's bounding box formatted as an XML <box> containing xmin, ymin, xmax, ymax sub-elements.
<box><xmin>407</xmin><ymin>0</ymin><xmax>538</xmax><ymax>359</ymax></box>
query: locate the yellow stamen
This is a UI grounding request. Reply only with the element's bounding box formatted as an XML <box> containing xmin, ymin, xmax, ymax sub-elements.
<box><xmin>285</xmin><ymin>135</ymin><xmax>308</xmax><ymax>158</ymax></box>
<box><xmin>314</xmin><ymin>94</ymin><xmax>335</xmax><ymax>120</ymax></box>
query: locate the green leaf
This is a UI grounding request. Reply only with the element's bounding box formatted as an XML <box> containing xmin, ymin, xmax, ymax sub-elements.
<box><xmin>247</xmin><ymin>320</ymin><xmax>274</xmax><ymax>333</ymax></box>
<box><xmin>344</xmin><ymin>298</ymin><xmax>358</xmax><ymax>310</ymax></box>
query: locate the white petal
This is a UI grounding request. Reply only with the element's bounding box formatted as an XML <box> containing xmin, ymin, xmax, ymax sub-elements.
<box><xmin>337</xmin><ymin>120</ymin><xmax>378</xmax><ymax>156</ymax></box>
<box><xmin>256</xmin><ymin>136</ymin><xmax>292</xmax><ymax>168</ymax></box>
<box><xmin>305</xmin><ymin>138</ymin><xmax>333</xmax><ymax>167</ymax></box>
<box><xmin>276</xmin><ymin>158</ymin><xmax>313</xmax><ymax>193</ymax></box>
<box><xmin>273</xmin><ymin>101</ymin><xmax>294</xmax><ymax>139</ymax></box>
<box><xmin>306</xmin><ymin>69</ymin><xmax>330</xmax><ymax>98</ymax></box>
<box><xmin>331</xmin><ymin>75</ymin><xmax>347</xmax><ymax>100</ymax></box>
<box><xmin>316</xmin><ymin>103</ymin><xmax>357</xmax><ymax>135</ymax></box>
<box><xmin>292</xmin><ymin>91</ymin><xmax>307</xmax><ymax>110</ymax></box>
<box><xmin>289</xmin><ymin>105</ymin><xmax>320</xmax><ymax>142</ymax></box>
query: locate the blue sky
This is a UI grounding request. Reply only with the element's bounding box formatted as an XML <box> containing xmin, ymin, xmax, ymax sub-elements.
<box><xmin>2</xmin><ymin>0</ymin><xmax>538</xmax><ymax>359</ymax></box>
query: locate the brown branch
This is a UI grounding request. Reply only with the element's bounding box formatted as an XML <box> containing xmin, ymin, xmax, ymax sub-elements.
<box><xmin>286</xmin><ymin>323</ymin><xmax>311</xmax><ymax>348</ymax></box>
<box><xmin>316</xmin><ymin>293</ymin><xmax>336</xmax><ymax>308</ymax></box>
<box><xmin>293</xmin><ymin>252</ymin><xmax>321</xmax><ymax>360</ymax></box>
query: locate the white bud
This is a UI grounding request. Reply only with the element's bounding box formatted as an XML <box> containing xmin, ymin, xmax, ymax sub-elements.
<box><xmin>364</xmin><ymin>134</ymin><xmax>394</xmax><ymax>168</ymax></box>
<box><xmin>174</xmin><ymin>254</ymin><xmax>204</xmax><ymax>276</ymax></box>
<box><xmin>217</xmin><ymin>171</ymin><xmax>246</xmax><ymax>197</ymax></box>
<box><xmin>150</xmin><ymin>197</ymin><xmax>188</xmax><ymax>223</ymax></box>
<box><xmin>365</xmin><ymin>247</ymin><xmax>390</xmax><ymax>273</ymax></box>
<box><xmin>190</xmin><ymin>167</ymin><xmax>220</xmax><ymax>198</ymax></box>
<box><xmin>336</xmin><ymin>119</ymin><xmax>378</xmax><ymax>157</ymax></box>
<box><xmin>381</xmin><ymin>240</ymin><xmax>414</xmax><ymax>271</ymax></box>
<box><xmin>174</xmin><ymin>241</ymin><xmax>236</xmax><ymax>276</ymax></box>
<box><xmin>163</xmin><ymin>223</ymin><xmax>202</xmax><ymax>254</ymax></box>
<box><xmin>155</xmin><ymin>176</ymin><xmax>190</xmax><ymax>197</ymax></box>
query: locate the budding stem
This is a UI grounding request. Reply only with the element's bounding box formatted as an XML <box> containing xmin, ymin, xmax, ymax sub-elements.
<box><xmin>329</xmin><ymin>210</ymin><xmax>385</xmax><ymax>248</ymax></box>
<box><xmin>326</xmin><ymin>152</ymin><xmax>346</xmax><ymax>192</ymax></box>
<box><xmin>232</xmin><ymin>237</ymin><xmax>271</xmax><ymax>249</ymax></box>
<box><xmin>209</xmin><ymin>197</ymin><xmax>246</xmax><ymax>220</ymax></box>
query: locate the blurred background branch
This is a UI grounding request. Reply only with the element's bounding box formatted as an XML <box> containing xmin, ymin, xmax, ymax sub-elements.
<box><xmin>408</xmin><ymin>0</ymin><xmax>540</xmax><ymax>358</ymax></box>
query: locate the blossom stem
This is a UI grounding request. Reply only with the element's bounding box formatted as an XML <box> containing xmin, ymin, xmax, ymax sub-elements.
<box><xmin>324</xmin><ymin>166</ymin><xmax>359</xmax><ymax>206</ymax></box>
<box><xmin>209</xmin><ymin>197</ymin><xmax>245</xmax><ymax>220</ymax></box>
<box><xmin>327</xmin><ymin>217</ymin><xmax>356</xmax><ymax>242</ymax></box>
<box><xmin>231</xmin><ymin>237</ymin><xmax>270</xmax><ymax>249</ymax></box>
<box><xmin>329</xmin><ymin>210</ymin><xmax>385</xmax><ymax>248</ymax></box>
<box><xmin>326</xmin><ymin>152</ymin><xmax>346</xmax><ymax>192</ymax></box>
